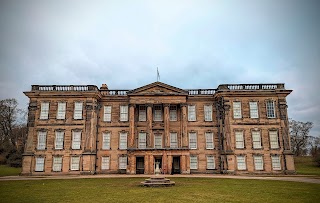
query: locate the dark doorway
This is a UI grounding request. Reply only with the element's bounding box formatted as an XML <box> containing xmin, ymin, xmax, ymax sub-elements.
<box><xmin>172</xmin><ymin>157</ymin><xmax>180</xmax><ymax>174</ymax></box>
<box><xmin>136</xmin><ymin>157</ymin><xmax>144</xmax><ymax>174</ymax></box>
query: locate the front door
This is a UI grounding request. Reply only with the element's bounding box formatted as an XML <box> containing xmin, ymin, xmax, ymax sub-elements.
<box><xmin>172</xmin><ymin>156</ymin><xmax>180</xmax><ymax>174</ymax></box>
<box><xmin>136</xmin><ymin>157</ymin><xmax>144</xmax><ymax>174</ymax></box>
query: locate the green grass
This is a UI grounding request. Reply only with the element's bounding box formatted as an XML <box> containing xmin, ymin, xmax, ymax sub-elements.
<box><xmin>0</xmin><ymin>165</ymin><xmax>21</xmax><ymax>176</ymax></box>
<box><xmin>0</xmin><ymin>178</ymin><xmax>319</xmax><ymax>203</ymax></box>
<box><xmin>295</xmin><ymin>156</ymin><xmax>320</xmax><ymax>176</ymax></box>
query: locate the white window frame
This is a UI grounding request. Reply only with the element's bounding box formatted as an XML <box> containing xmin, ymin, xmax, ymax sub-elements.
<box><xmin>37</xmin><ymin>131</ymin><xmax>47</xmax><ymax>150</ymax></box>
<box><xmin>119</xmin><ymin>132</ymin><xmax>127</xmax><ymax>150</ymax></box>
<box><xmin>154</xmin><ymin>105</ymin><xmax>162</xmax><ymax>121</ymax></box>
<box><xmin>207</xmin><ymin>156</ymin><xmax>215</xmax><ymax>169</ymax></box>
<box><xmin>252</xmin><ymin>131</ymin><xmax>262</xmax><ymax>149</ymax></box>
<box><xmin>35</xmin><ymin>157</ymin><xmax>45</xmax><ymax>172</ymax></box>
<box><xmin>189</xmin><ymin>132</ymin><xmax>197</xmax><ymax>149</ymax></box>
<box><xmin>269</xmin><ymin>130</ymin><xmax>279</xmax><ymax>149</ymax></box>
<box><xmin>101</xmin><ymin>156</ymin><xmax>110</xmax><ymax>170</ymax></box>
<box><xmin>271</xmin><ymin>155</ymin><xmax>281</xmax><ymax>170</ymax></box>
<box><xmin>72</xmin><ymin>131</ymin><xmax>81</xmax><ymax>150</ymax></box>
<box><xmin>53</xmin><ymin>156</ymin><xmax>62</xmax><ymax>172</ymax></box>
<box><xmin>205</xmin><ymin>132</ymin><xmax>214</xmax><ymax>149</ymax></box>
<box><xmin>70</xmin><ymin>156</ymin><xmax>80</xmax><ymax>171</ymax></box>
<box><xmin>188</xmin><ymin>105</ymin><xmax>196</xmax><ymax>121</ymax></box>
<box><xmin>154</xmin><ymin>134</ymin><xmax>162</xmax><ymax>149</ymax></box>
<box><xmin>249</xmin><ymin>101</ymin><xmax>259</xmax><ymax>118</ymax></box>
<box><xmin>55</xmin><ymin>131</ymin><xmax>64</xmax><ymax>150</ymax></box>
<box><xmin>190</xmin><ymin>155</ymin><xmax>198</xmax><ymax>169</ymax></box>
<box><xmin>138</xmin><ymin>132</ymin><xmax>146</xmax><ymax>149</ymax></box>
<box><xmin>40</xmin><ymin>102</ymin><xmax>49</xmax><ymax>119</ymax></box>
<box><xmin>204</xmin><ymin>105</ymin><xmax>213</xmax><ymax>121</ymax></box>
<box><xmin>139</xmin><ymin>105</ymin><xmax>146</xmax><ymax>121</ymax></box>
<box><xmin>237</xmin><ymin>156</ymin><xmax>246</xmax><ymax>170</ymax></box>
<box><xmin>103</xmin><ymin>106</ymin><xmax>112</xmax><ymax>122</ymax></box>
<box><xmin>120</xmin><ymin>105</ymin><xmax>128</xmax><ymax>121</ymax></box>
<box><xmin>266</xmin><ymin>100</ymin><xmax>276</xmax><ymax>118</ymax></box>
<box><xmin>119</xmin><ymin>156</ymin><xmax>127</xmax><ymax>169</ymax></box>
<box><xmin>169</xmin><ymin>105</ymin><xmax>177</xmax><ymax>121</ymax></box>
<box><xmin>253</xmin><ymin>155</ymin><xmax>264</xmax><ymax>170</ymax></box>
<box><xmin>170</xmin><ymin>132</ymin><xmax>178</xmax><ymax>148</ymax></box>
<box><xmin>56</xmin><ymin>102</ymin><xmax>66</xmax><ymax>119</ymax></box>
<box><xmin>233</xmin><ymin>101</ymin><xmax>242</xmax><ymax>119</ymax></box>
<box><xmin>73</xmin><ymin>102</ymin><xmax>83</xmax><ymax>119</ymax></box>
<box><xmin>235</xmin><ymin>131</ymin><xmax>244</xmax><ymax>149</ymax></box>
<box><xmin>102</xmin><ymin>132</ymin><xmax>111</xmax><ymax>150</ymax></box>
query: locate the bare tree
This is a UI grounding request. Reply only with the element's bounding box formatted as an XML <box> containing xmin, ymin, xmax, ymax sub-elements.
<box><xmin>289</xmin><ymin>119</ymin><xmax>313</xmax><ymax>156</ymax></box>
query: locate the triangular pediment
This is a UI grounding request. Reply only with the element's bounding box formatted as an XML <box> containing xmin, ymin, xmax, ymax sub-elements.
<box><xmin>127</xmin><ymin>82</ymin><xmax>188</xmax><ymax>96</ymax></box>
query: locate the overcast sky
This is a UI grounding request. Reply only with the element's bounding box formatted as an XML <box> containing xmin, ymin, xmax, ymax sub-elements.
<box><xmin>0</xmin><ymin>0</ymin><xmax>319</xmax><ymax>136</ymax></box>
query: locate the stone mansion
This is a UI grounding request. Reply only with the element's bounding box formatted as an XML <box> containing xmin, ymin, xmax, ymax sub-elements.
<box><xmin>21</xmin><ymin>82</ymin><xmax>295</xmax><ymax>175</ymax></box>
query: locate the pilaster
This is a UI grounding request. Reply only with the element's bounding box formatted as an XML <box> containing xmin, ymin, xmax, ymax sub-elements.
<box><xmin>129</xmin><ymin>104</ymin><xmax>135</xmax><ymax>148</ymax></box>
<box><xmin>164</xmin><ymin>104</ymin><xmax>170</xmax><ymax>147</ymax></box>
<box><xmin>181</xmin><ymin>104</ymin><xmax>188</xmax><ymax>148</ymax></box>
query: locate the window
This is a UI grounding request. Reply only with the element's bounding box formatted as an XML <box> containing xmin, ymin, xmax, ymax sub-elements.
<box><xmin>249</xmin><ymin>102</ymin><xmax>259</xmax><ymax>118</ymax></box>
<box><xmin>139</xmin><ymin>105</ymin><xmax>146</xmax><ymax>121</ymax></box>
<box><xmin>269</xmin><ymin>131</ymin><xmax>279</xmax><ymax>149</ymax></box>
<box><xmin>55</xmin><ymin>131</ymin><xmax>64</xmax><ymax>150</ymax></box>
<box><xmin>72</xmin><ymin>131</ymin><xmax>81</xmax><ymax>149</ymax></box>
<box><xmin>40</xmin><ymin>102</ymin><xmax>49</xmax><ymax>119</ymax></box>
<box><xmin>119</xmin><ymin>156</ymin><xmax>127</xmax><ymax>169</ymax></box>
<box><xmin>154</xmin><ymin>105</ymin><xmax>162</xmax><ymax>121</ymax></box>
<box><xmin>170</xmin><ymin>132</ymin><xmax>178</xmax><ymax>148</ymax></box>
<box><xmin>188</xmin><ymin>105</ymin><xmax>196</xmax><ymax>121</ymax></box>
<box><xmin>266</xmin><ymin>101</ymin><xmax>276</xmax><ymax>118</ymax></box>
<box><xmin>53</xmin><ymin>157</ymin><xmax>62</xmax><ymax>172</ymax></box>
<box><xmin>35</xmin><ymin>157</ymin><xmax>44</xmax><ymax>172</ymax></box>
<box><xmin>237</xmin><ymin>156</ymin><xmax>246</xmax><ymax>170</ymax></box>
<box><xmin>254</xmin><ymin>156</ymin><xmax>264</xmax><ymax>170</ymax></box>
<box><xmin>102</xmin><ymin>132</ymin><xmax>111</xmax><ymax>150</ymax></box>
<box><xmin>57</xmin><ymin>102</ymin><xmax>66</xmax><ymax>119</ymax></box>
<box><xmin>190</xmin><ymin>156</ymin><xmax>198</xmax><ymax>169</ymax></box>
<box><xmin>101</xmin><ymin>157</ymin><xmax>110</xmax><ymax>170</ymax></box>
<box><xmin>252</xmin><ymin>131</ymin><xmax>261</xmax><ymax>149</ymax></box>
<box><xmin>73</xmin><ymin>102</ymin><xmax>83</xmax><ymax>119</ymax></box>
<box><xmin>189</xmin><ymin>132</ymin><xmax>197</xmax><ymax>149</ymax></box>
<box><xmin>169</xmin><ymin>105</ymin><xmax>177</xmax><ymax>121</ymax></box>
<box><xmin>138</xmin><ymin>132</ymin><xmax>146</xmax><ymax>149</ymax></box>
<box><xmin>235</xmin><ymin>131</ymin><xmax>244</xmax><ymax>149</ymax></box>
<box><xmin>233</xmin><ymin>101</ymin><xmax>242</xmax><ymax>119</ymax></box>
<box><xmin>120</xmin><ymin>105</ymin><xmax>128</xmax><ymax>121</ymax></box>
<box><xmin>207</xmin><ymin>156</ymin><xmax>215</xmax><ymax>169</ymax></box>
<box><xmin>271</xmin><ymin>155</ymin><xmax>281</xmax><ymax>170</ymax></box>
<box><xmin>205</xmin><ymin>132</ymin><xmax>214</xmax><ymax>149</ymax></box>
<box><xmin>70</xmin><ymin>156</ymin><xmax>80</xmax><ymax>170</ymax></box>
<box><xmin>104</xmin><ymin>106</ymin><xmax>112</xmax><ymax>122</ymax></box>
<box><xmin>119</xmin><ymin>132</ymin><xmax>127</xmax><ymax>150</ymax></box>
<box><xmin>154</xmin><ymin>134</ymin><xmax>162</xmax><ymax>148</ymax></box>
<box><xmin>204</xmin><ymin>105</ymin><xmax>212</xmax><ymax>121</ymax></box>
<box><xmin>37</xmin><ymin>131</ymin><xmax>46</xmax><ymax>150</ymax></box>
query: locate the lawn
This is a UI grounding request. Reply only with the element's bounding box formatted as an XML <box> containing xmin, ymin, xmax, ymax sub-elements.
<box><xmin>0</xmin><ymin>178</ymin><xmax>319</xmax><ymax>203</ymax></box>
<box><xmin>0</xmin><ymin>165</ymin><xmax>21</xmax><ymax>176</ymax></box>
<box><xmin>294</xmin><ymin>156</ymin><xmax>320</xmax><ymax>176</ymax></box>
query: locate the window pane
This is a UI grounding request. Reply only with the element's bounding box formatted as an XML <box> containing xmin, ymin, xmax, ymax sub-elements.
<box><xmin>237</xmin><ymin>156</ymin><xmax>246</xmax><ymax>170</ymax></box>
<box><xmin>139</xmin><ymin>105</ymin><xmax>146</xmax><ymax>121</ymax></box>
<box><xmin>233</xmin><ymin>102</ymin><xmax>242</xmax><ymax>119</ymax></box>
<box><xmin>40</xmin><ymin>102</ymin><xmax>49</xmax><ymax>119</ymax></box>
<box><xmin>139</xmin><ymin>133</ymin><xmax>146</xmax><ymax>149</ymax></box>
<box><xmin>189</xmin><ymin>132</ymin><xmax>197</xmax><ymax>149</ymax></box>
<box><xmin>271</xmin><ymin>156</ymin><xmax>281</xmax><ymax>170</ymax></box>
<box><xmin>206</xmin><ymin>132</ymin><xmax>214</xmax><ymax>149</ymax></box>
<box><xmin>71</xmin><ymin>157</ymin><xmax>80</xmax><ymax>170</ymax></box>
<box><xmin>154</xmin><ymin>134</ymin><xmax>162</xmax><ymax>148</ymax></box>
<box><xmin>188</xmin><ymin>105</ymin><xmax>196</xmax><ymax>121</ymax></box>
<box><xmin>57</xmin><ymin>102</ymin><xmax>66</xmax><ymax>119</ymax></box>
<box><xmin>154</xmin><ymin>105</ymin><xmax>162</xmax><ymax>121</ymax></box>
<box><xmin>35</xmin><ymin>157</ymin><xmax>44</xmax><ymax>172</ymax></box>
<box><xmin>37</xmin><ymin>131</ymin><xmax>47</xmax><ymax>150</ymax></box>
<box><xmin>204</xmin><ymin>105</ymin><xmax>212</xmax><ymax>121</ymax></box>
<box><xmin>102</xmin><ymin>132</ymin><xmax>110</xmax><ymax>150</ymax></box>
<box><xmin>72</xmin><ymin>131</ymin><xmax>81</xmax><ymax>149</ymax></box>
<box><xmin>207</xmin><ymin>156</ymin><xmax>215</xmax><ymax>169</ymax></box>
<box><xmin>53</xmin><ymin>157</ymin><xmax>62</xmax><ymax>172</ymax></box>
<box><xmin>254</xmin><ymin>156</ymin><xmax>264</xmax><ymax>170</ymax></box>
<box><xmin>73</xmin><ymin>102</ymin><xmax>83</xmax><ymax>119</ymax></box>
<box><xmin>269</xmin><ymin>131</ymin><xmax>279</xmax><ymax>148</ymax></box>
<box><xmin>190</xmin><ymin>156</ymin><xmax>198</xmax><ymax>169</ymax></box>
<box><xmin>170</xmin><ymin>133</ymin><xmax>178</xmax><ymax>148</ymax></box>
<box><xmin>119</xmin><ymin>156</ymin><xmax>127</xmax><ymax>169</ymax></box>
<box><xmin>235</xmin><ymin>131</ymin><xmax>244</xmax><ymax>148</ymax></box>
<box><xmin>249</xmin><ymin>102</ymin><xmax>259</xmax><ymax>118</ymax></box>
<box><xmin>119</xmin><ymin>132</ymin><xmax>127</xmax><ymax>149</ymax></box>
<box><xmin>101</xmin><ymin>157</ymin><xmax>110</xmax><ymax>170</ymax></box>
<box><xmin>104</xmin><ymin>106</ymin><xmax>112</xmax><ymax>122</ymax></box>
<box><xmin>252</xmin><ymin>131</ymin><xmax>261</xmax><ymax>149</ymax></box>
<box><xmin>55</xmin><ymin>131</ymin><xmax>64</xmax><ymax>149</ymax></box>
<box><xmin>120</xmin><ymin>105</ymin><xmax>128</xmax><ymax>121</ymax></box>
<box><xmin>266</xmin><ymin>101</ymin><xmax>275</xmax><ymax>118</ymax></box>
<box><xmin>169</xmin><ymin>105</ymin><xmax>177</xmax><ymax>121</ymax></box>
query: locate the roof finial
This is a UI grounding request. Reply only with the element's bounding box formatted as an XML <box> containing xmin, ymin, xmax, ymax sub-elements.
<box><xmin>157</xmin><ymin>67</ymin><xmax>160</xmax><ymax>82</ymax></box>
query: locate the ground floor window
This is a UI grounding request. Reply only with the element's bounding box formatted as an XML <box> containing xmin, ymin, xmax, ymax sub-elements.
<box><xmin>70</xmin><ymin>156</ymin><xmax>80</xmax><ymax>171</ymax></box>
<box><xmin>237</xmin><ymin>156</ymin><xmax>246</xmax><ymax>170</ymax></box>
<box><xmin>253</xmin><ymin>156</ymin><xmax>264</xmax><ymax>170</ymax></box>
<box><xmin>53</xmin><ymin>157</ymin><xmax>62</xmax><ymax>172</ymax></box>
<box><xmin>190</xmin><ymin>155</ymin><xmax>198</xmax><ymax>169</ymax></box>
<box><xmin>119</xmin><ymin>156</ymin><xmax>127</xmax><ymax>169</ymax></box>
<box><xmin>206</xmin><ymin>156</ymin><xmax>215</xmax><ymax>169</ymax></box>
<box><xmin>271</xmin><ymin>155</ymin><xmax>281</xmax><ymax>170</ymax></box>
<box><xmin>101</xmin><ymin>157</ymin><xmax>110</xmax><ymax>170</ymax></box>
<box><xmin>35</xmin><ymin>157</ymin><xmax>44</xmax><ymax>172</ymax></box>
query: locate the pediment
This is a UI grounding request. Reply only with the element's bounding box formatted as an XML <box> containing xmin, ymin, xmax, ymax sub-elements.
<box><xmin>127</xmin><ymin>82</ymin><xmax>188</xmax><ymax>96</ymax></box>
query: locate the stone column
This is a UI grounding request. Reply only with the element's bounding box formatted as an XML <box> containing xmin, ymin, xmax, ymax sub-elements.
<box><xmin>181</xmin><ymin>104</ymin><xmax>188</xmax><ymax>148</ymax></box>
<box><xmin>164</xmin><ymin>104</ymin><xmax>170</xmax><ymax>148</ymax></box>
<box><xmin>147</xmin><ymin>104</ymin><xmax>153</xmax><ymax>148</ymax></box>
<box><xmin>129</xmin><ymin>104</ymin><xmax>135</xmax><ymax>148</ymax></box>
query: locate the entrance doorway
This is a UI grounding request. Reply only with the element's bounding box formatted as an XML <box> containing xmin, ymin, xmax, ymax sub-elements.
<box><xmin>154</xmin><ymin>157</ymin><xmax>162</xmax><ymax>173</ymax></box>
<box><xmin>136</xmin><ymin>157</ymin><xmax>144</xmax><ymax>174</ymax></box>
<box><xmin>172</xmin><ymin>156</ymin><xmax>180</xmax><ymax>174</ymax></box>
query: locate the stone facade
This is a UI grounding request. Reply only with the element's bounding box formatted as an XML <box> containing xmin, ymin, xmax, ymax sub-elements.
<box><xmin>22</xmin><ymin>82</ymin><xmax>295</xmax><ymax>175</ymax></box>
